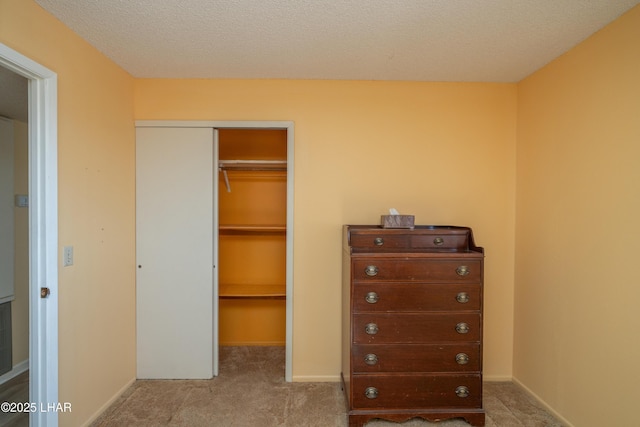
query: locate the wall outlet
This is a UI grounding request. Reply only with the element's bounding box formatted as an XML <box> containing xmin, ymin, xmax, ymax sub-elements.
<box><xmin>63</xmin><ymin>246</ymin><xmax>74</xmax><ymax>267</ymax></box>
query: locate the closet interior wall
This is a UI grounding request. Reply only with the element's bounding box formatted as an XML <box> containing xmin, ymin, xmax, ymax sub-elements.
<box><xmin>218</xmin><ymin>129</ymin><xmax>287</xmax><ymax>346</ymax></box>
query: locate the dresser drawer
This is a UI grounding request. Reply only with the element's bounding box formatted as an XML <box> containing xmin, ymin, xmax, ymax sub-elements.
<box><xmin>349</xmin><ymin>233</ymin><xmax>468</xmax><ymax>251</ymax></box>
<box><xmin>353</xmin><ymin>283</ymin><xmax>481</xmax><ymax>312</ymax></box>
<box><xmin>352</xmin><ymin>259</ymin><xmax>482</xmax><ymax>282</ymax></box>
<box><xmin>351</xmin><ymin>374</ymin><xmax>482</xmax><ymax>409</ymax></box>
<box><xmin>410</xmin><ymin>234</ymin><xmax>469</xmax><ymax>250</ymax></box>
<box><xmin>347</xmin><ymin>226</ymin><xmax>474</xmax><ymax>252</ymax></box>
<box><xmin>353</xmin><ymin>313</ymin><xmax>480</xmax><ymax>344</ymax></box>
<box><xmin>351</xmin><ymin>343</ymin><xmax>481</xmax><ymax>373</ymax></box>
<box><xmin>349</xmin><ymin>233</ymin><xmax>409</xmax><ymax>250</ymax></box>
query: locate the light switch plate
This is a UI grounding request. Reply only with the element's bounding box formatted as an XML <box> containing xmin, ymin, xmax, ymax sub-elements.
<box><xmin>15</xmin><ymin>194</ymin><xmax>28</xmax><ymax>207</ymax></box>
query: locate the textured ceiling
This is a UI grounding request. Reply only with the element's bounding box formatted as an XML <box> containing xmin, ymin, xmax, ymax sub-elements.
<box><xmin>34</xmin><ymin>0</ymin><xmax>640</xmax><ymax>82</ymax></box>
<box><xmin>2</xmin><ymin>1</ymin><xmax>639</xmax><ymax>122</ymax></box>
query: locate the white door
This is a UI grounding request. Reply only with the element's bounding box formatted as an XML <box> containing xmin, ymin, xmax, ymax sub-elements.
<box><xmin>136</xmin><ymin>127</ymin><xmax>214</xmax><ymax>379</ymax></box>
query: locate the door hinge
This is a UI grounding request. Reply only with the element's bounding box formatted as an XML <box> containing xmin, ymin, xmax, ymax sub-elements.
<box><xmin>40</xmin><ymin>287</ymin><xmax>50</xmax><ymax>298</ymax></box>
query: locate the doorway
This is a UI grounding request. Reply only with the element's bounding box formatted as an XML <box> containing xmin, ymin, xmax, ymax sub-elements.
<box><xmin>0</xmin><ymin>114</ymin><xmax>29</xmax><ymax>426</ymax></box>
<box><xmin>0</xmin><ymin>43</ymin><xmax>59</xmax><ymax>426</ymax></box>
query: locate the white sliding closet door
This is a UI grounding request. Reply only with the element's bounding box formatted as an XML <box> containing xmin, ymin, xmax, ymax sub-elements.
<box><xmin>136</xmin><ymin>127</ymin><xmax>214</xmax><ymax>379</ymax></box>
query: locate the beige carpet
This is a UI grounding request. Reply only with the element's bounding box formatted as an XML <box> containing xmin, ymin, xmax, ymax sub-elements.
<box><xmin>92</xmin><ymin>346</ymin><xmax>564</xmax><ymax>427</ymax></box>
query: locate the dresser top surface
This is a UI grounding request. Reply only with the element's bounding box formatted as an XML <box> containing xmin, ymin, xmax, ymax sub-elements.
<box><xmin>346</xmin><ymin>224</ymin><xmax>472</xmax><ymax>233</ymax></box>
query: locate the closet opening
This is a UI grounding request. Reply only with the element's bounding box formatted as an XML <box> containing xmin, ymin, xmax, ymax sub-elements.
<box><xmin>217</xmin><ymin>129</ymin><xmax>288</xmax><ymax>363</ymax></box>
<box><xmin>136</xmin><ymin>121</ymin><xmax>294</xmax><ymax>381</ymax></box>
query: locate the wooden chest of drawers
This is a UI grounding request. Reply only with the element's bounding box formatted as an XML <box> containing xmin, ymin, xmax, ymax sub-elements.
<box><xmin>342</xmin><ymin>225</ymin><xmax>485</xmax><ymax>427</ymax></box>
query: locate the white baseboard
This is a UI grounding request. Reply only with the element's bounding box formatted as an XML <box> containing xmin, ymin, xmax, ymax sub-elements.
<box><xmin>80</xmin><ymin>376</ymin><xmax>136</xmax><ymax>427</ymax></box>
<box><xmin>0</xmin><ymin>359</ymin><xmax>29</xmax><ymax>385</ymax></box>
<box><xmin>483</xmin><ymin>374</ymin><xmax>514</xmax><ymax>382</ymax></box>
<box><xmin>512</xmin><ymin>377</ymin><xmax>573</xmax><ymax>427</ymax></box>
<box><xmin>292</xmin><ymin>375</ymin><xmax>341</xmax><ymax>382</ymax></box>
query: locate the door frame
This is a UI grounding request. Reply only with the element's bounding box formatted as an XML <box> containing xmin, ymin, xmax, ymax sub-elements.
<box><xmin>0</xmin><ymin>44</ymin><xmax>59</xmax><ymax>425</ymax></box>
<box><xmin>136</xmin><ymin>120</ymin><xmax>294</xmax><ymax>381</ymax></box>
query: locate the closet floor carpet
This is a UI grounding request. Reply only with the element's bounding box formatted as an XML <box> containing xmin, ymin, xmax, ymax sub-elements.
<box><xmin>92</xmin><ymin>346</ymin><xmax>563</xmax><ymax>427</ymax></box>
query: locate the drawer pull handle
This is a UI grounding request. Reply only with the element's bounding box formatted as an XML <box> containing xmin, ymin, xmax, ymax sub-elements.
<box><xmin>364</xmin><ymin>353</ymin><xmax>378</xmax><ymax>365</ymax></box>
<box><xmin>433</xmin><ymin>237</ymin><xmax>444</xmax><ymax>246</ymax></box>
<box><xmin>364</xmin><ymin>265</ymin><xmax>379</xmax><ymax>276</ymax></box>
<box><xmin>456</xmin><ymin>265</ymin><xmax>470</xmax><ymax>276</ymax></box>
<box><xmin>455</xmin><ymin>353</ymin><xmax>470</xmax><ymax>365</ymax></box>
<box><xmin>365</xmin><ymin>323</ymin><xmax>379</xmax><ymax>335</ymax></box>
<box><xmin>455</xmin><ymin>386</ymin><xmax>470</xmax><ymax>398</ymax></box>
<box><xmin>364</xmin><ymin>387</ymin><xmax>379</xmax><ymax>399</ymax></box>
<box><xmin>456</xmin><ymin>292</ymin><xmax>469</xmax><ymax>303</ymax></box>
<box><xmin>456</xmin><ymin>322</ymin><xmax>470</xmax><ymax>334</ymax></box>
<box><xmin>365</xmin><ymin>292</ymin><xmax>379</xmax><ymax>304</ymax></box>
<box><xmin>373</xmin><ymin>237</ymin><xmax>384</xmax><ymax>246</ymax></box>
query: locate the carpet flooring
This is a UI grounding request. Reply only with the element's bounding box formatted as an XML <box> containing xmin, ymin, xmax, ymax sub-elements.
<box><xmin>92</xmin><ymin>346</ymin><xmax>564</xmax><ymax>427</ymax></box>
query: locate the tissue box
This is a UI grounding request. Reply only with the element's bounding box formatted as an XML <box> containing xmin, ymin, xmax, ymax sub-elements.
<box><xmin>380</xmin><ymin>215</ymin><xmax>415</xmax><ymax>229</ymax></box>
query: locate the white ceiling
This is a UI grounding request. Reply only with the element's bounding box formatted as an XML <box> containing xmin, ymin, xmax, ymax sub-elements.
<box><xmin>34</xmin><ymin>0</ymin><xmax>639</xmax><ymax>82</ymax></box>
<box><xmin>2</xmin><ymin>1</ymin><xmax>639</xmax><ymax>122</ymax></box>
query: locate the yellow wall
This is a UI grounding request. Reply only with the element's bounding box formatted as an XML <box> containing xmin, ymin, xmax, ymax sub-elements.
<box><xmin>515</xmin><ymin>5</ymin><xmax>640</xmax><ymax>426</ymax></box>
<box><xmin>135</xmin><ymin>79</ymin><xmax>518</xmax><ymax>381</ymax></box>
<box><xmin>12</xmin><ymin>120</ymin><xmax>28</xmax><ymax>365</ymax></box>
<box><xmin>0</xmin><ymin>1</ymin><xmax>136</xmax><ymax>426</ymax></box>
<box><xmin>218</xmin><ymin>129</ymin><xmax>287</xmax><ymax>345</ymax></box>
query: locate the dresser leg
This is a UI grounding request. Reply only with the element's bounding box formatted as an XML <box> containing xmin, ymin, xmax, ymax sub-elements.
<box><xmin>464</xmin><ymin>412</ymin><xmax>486</xmax><ymax>426</ymax></box>
<box><xmin>347</xmin><ymin>415</ymin><xmax>365</xmax><ymax>427</ymax></box>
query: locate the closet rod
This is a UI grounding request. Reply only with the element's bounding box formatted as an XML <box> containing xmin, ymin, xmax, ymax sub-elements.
<box><xmin>218</xmin><ymin>160</ymin><xmax>287</xmax><ymax>192</ymax></box>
